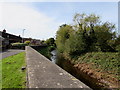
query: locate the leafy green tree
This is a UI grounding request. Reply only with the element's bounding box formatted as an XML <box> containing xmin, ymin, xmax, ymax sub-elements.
<box><xmin>73</xmin><ymin>13</ymin><xmax>100</xmax><ymax>30</ymax></box>
<box><xmin>84</xmin><ymin>14</ymin><xmax>100</xmax><ymax>26</ymax></box>
<box><xmin>86</xmin><ymin>24</ymin><xmax>97</xmax><ymax>52</ymax></box>
<box><xmin>73</xmin><ymin>13</ymin><xmax>86</xmax><ymax>30</ymax></box>
<box><xmin>65</xmin><ymin>29</ymin><xmax>88</xmax><ymax>55</ymax></box>
<box><xmin>56</xmin><ymin>13</ymin><xmax>117</xmax><ymax>55</ymax></box>
<box><xmin>116</xmin><ymin>45</ymin><xmax>120</xmax><ymax>52</ymax></box>
<box><xmin>45</xmin><ymin>38</ymin><xmax>55</xmax><ymax>46</ymax></box>
<box><xmin>94</xmin><ymin>22</ymin><xmax>116</xmax><ymax>52</ymax></box>
<box><xmin>73</xmin><ymin>14</ymin><xmax>116</xmax><ymax>52</ymax></box>
<box><xmin>113</xmin><ymin>35</ymin><xmax>120</xmax><ymax>51</ymax></box>
<box><xmin>73</xmin><ymin>13</ymin><xmax>99</xmax><ymax>52</ymax></box>
<box><xmin>115</xmin><ymin>35</ymin><xmax>120</xmax><ymax>46</ymax></box>
<box><xmin>55</xmin><ymin>24</ymin><xmax>74</xmax><ymax>53</ymax></box>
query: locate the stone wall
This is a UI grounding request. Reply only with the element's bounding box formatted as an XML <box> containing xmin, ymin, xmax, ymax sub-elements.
<box><xmin>25</xmin><ymin>46</ymin><xmax>91</xmax><ymax>89</ymax></box>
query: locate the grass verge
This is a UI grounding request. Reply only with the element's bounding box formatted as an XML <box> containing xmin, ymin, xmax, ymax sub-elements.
<box><xmin>71</xmin><ymin>52</ymin><xmax>120</xmax><ymax>83</ymax></box>
<box><xmin>2</xmin><ymin>52</ymin><xmax>26</xmax><ymax>88</ymax></box>
<box><xmin>38</xmin><ymin>46</ymin><xmax>52</xmax><ymax>59</ymax></box>
<box><xmin>63</xmin><ymin>52</ymin><xmax>120</xmax><ymax>88</ymax></box>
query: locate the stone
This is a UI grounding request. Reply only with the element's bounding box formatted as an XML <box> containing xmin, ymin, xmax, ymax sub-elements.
<box><xmin>21</xmin><ymin>66</ymin><xmax>26</xmax><ymax>71</ymax></box>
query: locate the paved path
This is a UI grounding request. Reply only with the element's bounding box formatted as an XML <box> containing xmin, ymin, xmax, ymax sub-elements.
<box><xmin>0</xmin><ymin>49</ymin><xmax>25</xmax><ymax>59</ymax></box>
<box><xmin>26</xmin><ymin>46</ymin><xmax>91</xmax><ymax>89</ymax></box>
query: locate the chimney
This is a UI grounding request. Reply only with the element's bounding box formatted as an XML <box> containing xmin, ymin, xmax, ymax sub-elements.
<box><xmin>3</xmin><ymin>29</ymin><xmax>6</xmax><ymax>33</ymax></box>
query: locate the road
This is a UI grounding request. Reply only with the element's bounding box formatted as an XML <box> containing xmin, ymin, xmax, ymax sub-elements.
<box><xmin>0</xmin><ymin>49</ymin><xmax>25</xmax><ymax>60</ymax></box>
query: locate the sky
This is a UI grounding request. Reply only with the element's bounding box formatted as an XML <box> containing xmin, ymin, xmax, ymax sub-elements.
<box><xmin>0</xmin><ymin>1</ymin><xmax>119</xmax><ymax>40</ymax></box>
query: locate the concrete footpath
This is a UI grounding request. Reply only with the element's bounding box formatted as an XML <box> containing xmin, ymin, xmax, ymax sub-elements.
<box><xmin>26</xmin><ymin>46</ymin><xmax>91</xmax><ymax>89</ymax></box>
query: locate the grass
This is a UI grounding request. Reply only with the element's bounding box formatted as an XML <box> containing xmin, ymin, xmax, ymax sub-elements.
<box><xmin>1</xmin><ymin>52</ymin><xmax>26</xmax><ymax>88</ymax></box>
<box><xmin>38</xmin><ymin>46</ymin><xmax>52</xmax><ymax>59</ymax></box>
<box><xmin>76</xmin><ymin>52</ymin><xmax>120</xmax><ymax>80</ymax></box>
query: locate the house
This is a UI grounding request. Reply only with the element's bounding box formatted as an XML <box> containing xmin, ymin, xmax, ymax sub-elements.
<box><xmin>0</xmin><ymin>29</ymin><xmax>22</xmax><ymax>49</ymax></box>
<box><xmin>23</xmin><ymin>37</ymin><xmax>42</xmax><ymax>46</ymax></box>
<box><xmin>31</xmin><ymin>39</ymin><xmax>42</xmax><ymax>45</ymax></box>
<box><xmin>23</xmin><ymin>38</ymin><xmax>32</xmax><ymax>43</ymax></box>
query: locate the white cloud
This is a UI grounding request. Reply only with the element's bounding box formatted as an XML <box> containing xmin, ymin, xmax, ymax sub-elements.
<box><xmin>0</xmin><ymin>3</ymin><xmax>61</xmax><ymax>39</ymax></box>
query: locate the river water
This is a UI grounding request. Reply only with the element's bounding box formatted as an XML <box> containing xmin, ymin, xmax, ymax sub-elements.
<box><xmin>50</xmin><ymin>50</ymin><xmax>57</xmax><ymax>63</ymax></box>
<box><xmin>50</xmin><ymin>50</ymin><xmax>75</xmax><ymax>73</ymax></box>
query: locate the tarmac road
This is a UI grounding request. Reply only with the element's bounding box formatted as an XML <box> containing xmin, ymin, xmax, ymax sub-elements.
<box><xmin>0</xmin><ymin>49</ymin><xmax>25</xmax><ymax>60</ymax></box>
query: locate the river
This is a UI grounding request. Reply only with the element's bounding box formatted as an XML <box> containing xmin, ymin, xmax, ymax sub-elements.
<box><xmin>50</xmin><ymin>50</ymin><xmax>76</xmax><ymax>74</ymax></box>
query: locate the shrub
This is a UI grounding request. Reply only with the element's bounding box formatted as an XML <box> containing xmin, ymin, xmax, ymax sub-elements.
<box><xmin>116</xmin><ymin>45</ymin><xmax>120</xmax><ymax>52</ymax></box>
<box><xmin>12</xmin><ymin>43</ymin><xmax>28</xmax><ymax>47</ymax></box>
<box><xmin>48</xmin><ymin>46</ymin><xmax>55</xmax><ymax>51</ymax></box>
<box><xmin>45</xmin><ymin>38</ymin><xmax>55</xmax><ymax>46</ymax></box>
<box><xmin>24</xmin><ymin>41</ymin><xmax>30</xmax><ymax>45</ymax></box>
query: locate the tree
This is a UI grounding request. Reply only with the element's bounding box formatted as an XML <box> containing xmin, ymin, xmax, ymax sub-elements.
<box><xmin>111</xmin><ymin>35</ymin><xmax>120</xmax><ymax>54</ymax></box>
<box><xmin>84</xmin><ymin>14</ymin><xmax>100</xmax><ymax>26</ymax></box>
<box><xmin>65</xmin><ymin>29</ymin><xmax>88</xmax><ymax>55</ymax></box>
<box><xmin>86</xmin><ymin>24</ymin><xmax>97</xmax><ymax>52</ymax></box>
<box><xmin>73</xmin><ymin>13</ymin><xmax>100</xmax><ymax>30</ymax></box>
<box><xmin>45</xmin><ymin>38</ymin><xmax>55</xmax><ymax>46</ymax></box>
<box><xmin>55</xmin><ymin>24</ymin><xmax>74</xmax><ymax>53</ymax></box>
<box><xmin>73</xmin><ymin>13</ymin><xmax>99</xmax><ymax>52</ymax></box>
<box><xmin>56</xmin><ymin>13</ymin><xmax>117</xmax><ymax>55</ymax></box>
<box><xmin>73</xmin><ymin>13</ymin><xmax>116</xmax><ymax>52</ymax></box>
<box><xmin>94</xmin><ymin>22</ymin><xmax>116</xmax><ymax>52</ymax></box>
<box><xmin>73</xmin><ymin>13</ymin><xmax>86</xmax><ymax>30</ymax></box>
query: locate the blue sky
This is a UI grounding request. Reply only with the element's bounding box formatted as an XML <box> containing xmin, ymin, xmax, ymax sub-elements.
<box><xmin>0</xmin><ymin>2</ymin><xmax>118</xmax><ymax>40</ymax></box>
<box><xmin>30</xmin><ymin>2</ymin><xmax>118</xmax><ymax>25</ymax></box>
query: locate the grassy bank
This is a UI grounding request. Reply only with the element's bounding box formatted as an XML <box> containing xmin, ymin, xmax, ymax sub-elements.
<box><xmin>77</xmin><ymin>52</ymin><xmax>120</xmax><ymax>80</ymax></box>
<box><xmin>2</xmin><ymin>52</ymin><xmax>26</xmax><ymax>88</ymax></box>
<box><xmin>76</xmin><ymin>52</ymin><xmax>120</xmax><ymax>80</ymax></box>
<box><xmin>63</xmin><ymin>52</ymin><xmax>120</xmax><ymax>88</ymax></box>
<box><xmin>38</xmin><ymin>46</ymin><xmax>52</xmax><ymax>59</ymax></box>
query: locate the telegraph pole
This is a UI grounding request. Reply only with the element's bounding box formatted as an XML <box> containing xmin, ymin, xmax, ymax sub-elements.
<box><xmin>22</xmin><ymin>29</ymin><xmax>25</xmax><ymax>43</ymax></box>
